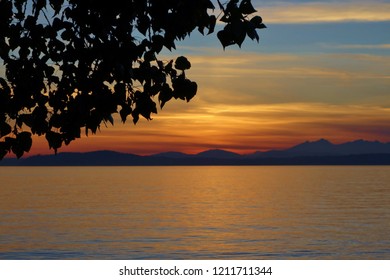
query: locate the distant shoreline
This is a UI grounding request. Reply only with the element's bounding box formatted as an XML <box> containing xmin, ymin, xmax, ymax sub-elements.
<box><xmin>2</xmin><ymin>151</ymin><xmax>390</xmax><ymax>166</ymax></box>
<box><xmin>2</xmin><ymin>139</ymin><xmax>390</xmax><ymax>166</ymax></box>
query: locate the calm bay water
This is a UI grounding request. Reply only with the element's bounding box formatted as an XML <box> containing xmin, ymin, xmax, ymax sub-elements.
<box><xmin>0</xmin><ymin>166</ymin><xmax>389</xmax><ymax>259</ymax></box>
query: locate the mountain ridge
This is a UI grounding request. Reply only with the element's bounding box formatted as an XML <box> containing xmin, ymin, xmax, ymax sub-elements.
<box><xmin>1</xmin><ymin>139</ymin><xmax>390</xmax><ymax>166</ymax></box>
<box><xmin>249</xmin><ymin>139</ymin><xmax>390</xmax><ymax>158</ymax></box>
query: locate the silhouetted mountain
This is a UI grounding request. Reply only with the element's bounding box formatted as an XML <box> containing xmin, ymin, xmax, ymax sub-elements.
<box><xmin>195</xmin><ymin>149</ymin><xmax>241</xmax><ymax>159</ymax></box>
<box><xmin>151</xmin><ymin>149</ymin><xmax>241</xmax><ymax>159</ymax></box>
<box><xmin>151</xmin><ymin>151</ymin><xmax>191</xmax><ymax>158</ymax></box>
<box><xmin>24</xmin><ymin>150</ymin><xmax>144</xmax><ymax>165</ymax></box>
<box><xmin>287</xmin><ymin>138</ymin><xmax>334</xmax><ymax>155</ymax></box>
<box><xmin>249</xmin><ymin>139</ymin><xmax>390</xmax><ymax>158</ymax></box>
<box><xmin>337</xmin><ymin>139</ymin><xmax>390</xmax><ymax>154</ymax></box>
<box><xmin>1</xmin><ymin>139</ymin><xmax>390</xmax><ymax>166</ymax></box>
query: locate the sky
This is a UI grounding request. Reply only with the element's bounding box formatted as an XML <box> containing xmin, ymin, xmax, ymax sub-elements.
<box><xmin>4</xmin><ymin>0</ymin><xmax>390</xmax><ymax>155</ymax></box>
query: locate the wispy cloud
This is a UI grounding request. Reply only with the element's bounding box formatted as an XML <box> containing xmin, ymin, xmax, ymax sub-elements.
<box><xmin>321</xmin><ymin>43</ymin><xmax>390</xmax><ymax>50</ymax></box>
<box><xmin>259</xmin><ymin>2</ymin><xmax>390</xmax><ymax>23</ymax></box>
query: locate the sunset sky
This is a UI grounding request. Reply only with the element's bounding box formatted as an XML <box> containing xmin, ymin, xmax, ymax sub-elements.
<box><xmin>4</xmin><ymin>0</ymin><xmax>390</xmax><ymax>156</ymax></box>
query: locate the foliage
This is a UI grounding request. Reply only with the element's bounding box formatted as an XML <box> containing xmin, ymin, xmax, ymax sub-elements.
<box><xmin>0</xmin><ymin>0</ymin><xmax>265</xmax><ymax>158</ymax></box>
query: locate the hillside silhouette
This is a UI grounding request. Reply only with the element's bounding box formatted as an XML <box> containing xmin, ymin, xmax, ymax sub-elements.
<box><xmin>2</xmin><ymin>139</ymin><xmax>390</xmax><ymax>166</ymax></box>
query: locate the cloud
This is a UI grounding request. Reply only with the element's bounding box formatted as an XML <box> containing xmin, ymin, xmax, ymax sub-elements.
<box><xmin>184</xmin><ymin>51</ymin><xmax>390</xmax><ymax>107</ymax></box>
<box><xmin>258</xmin><ymin>2</ymin><xmax>390</xmax><ymax>23</ymax></box>
<box><xmin>321</xmin><ymin>43</ymin><xmax>390</xmax><ymax>50</ymax></box>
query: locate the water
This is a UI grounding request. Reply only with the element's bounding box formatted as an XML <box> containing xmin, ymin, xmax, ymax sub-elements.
<box><xmin>0</xmin><ymin>166</ymin><xmax>389</xmax><ymax>259</ymax></box>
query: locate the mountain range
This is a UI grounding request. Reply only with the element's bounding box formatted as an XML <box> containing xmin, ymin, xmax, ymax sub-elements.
<box><xmin>1</xmin><ymin>139</ymin><xmax>390</xmax><ymax>166</ymax></box>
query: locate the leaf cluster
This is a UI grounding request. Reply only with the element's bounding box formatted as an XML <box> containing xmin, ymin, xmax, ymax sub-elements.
<box><xmin>0</xmin><ymin>0</ymin><xmax>265</xmax><ymax>158</ymax></box>
<box><xmin>217</xmin><ymin>0</ymin><xmax>266</xmax><ymax>48</ymax></box>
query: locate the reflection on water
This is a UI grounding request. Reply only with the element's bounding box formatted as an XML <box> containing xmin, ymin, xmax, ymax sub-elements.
<box><xmin>0</xmin><ymin>166</ymin><xmax>389</xmax><ymax>259</ymax></box>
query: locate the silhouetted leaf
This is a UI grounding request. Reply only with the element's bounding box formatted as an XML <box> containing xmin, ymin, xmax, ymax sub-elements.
<box><xmin>158</xmin><ymin>84</ymin><xmax>173</xmax><ymax>109</ymax></box>
<box><xmin>226</xmin><ymin>0</ymin><xmax>239</xmax><ymax>14</ymax></box>
<box><xmin>45</xmin><ymin>131</ymin><xmax>62</xmax><ymax>154</ymax></box>
<box><xmin>206</xmin><ymin>0</ymin><xmax>215</xmax><ymax>9</ymax></box>
<box><xmin>33</xmin><ymin>0</ymin><xmax>46</xmax><ymax>16</ymax></box>
<box><xmin>31</xmin><ymin>106</ymin><xmax>49</xmax><ymax>136</ymax></box>
<box><xmin>49</xmin><ymin>0</ymin><xmax>64</xmax><ymax>15</ymax></box>
<box><xmin>120</xmin><ymin>105</ymin><xmax>132</xmax><ymax>123</ymax></box>
<box><xmin>217</xmin><ymin>30</ymin><xmax>235</xmax><ymax>49</ymax></box>
<box><xmin>114</xmin><ymin>83</ymin><xmax>126</xmax><ymax>101</ymax></box>
<box><xmin>239</xmin><ymin>0</ymin><xmax>257</xmax><ymax>15</ymax></box>
<box><xmin>208</xmin><ymin>15</ymin><xmax>217</xmax><ymax>34</ymax></box>
<box><xmin>250</xmin><ymin>16</ymin><xmax>266</xmax><ymax>29</ymax></box>
<box><xmin>19</xmin><ymin>114</ymin><xmax>33</xmax><ymax>128</ymax></box>
<box><xmin>17</xmin><ymin>131</ymin><xmax>32</xmax><ymax>152</ymax></box>
<box><xmin>163</xmin><ymin>35</ymin><xmax>176</xmax><ymax>51</ymax></box>
<box><xmin>175</xmin><ymin>56</ymin><xmax>191</xmax><ymax>71</ymax></box>
<box><xmin>246</xmin><ymin>22</ymin><xmax>259</xmax><ymax>42</ymax></box>
<box><xmin>151</xmin><ymin>35</ymin><xmax>164</xmax><ymax>54</ymax></box>
<box><xmin>11</xmin><ymin>143</ymin><xmax>24</xmax><ymax>159</ymax></box>
<box><xmin>0</xmin><ymin>122</ymin><xmax>11</xmax><ymax>138</ymax></box>
<box><xmin>137</xmin><ymin>15</ymin><xmax>150</xmax><ymax>36</ymax></box>
<box><xmin>232</xmin><ymin>21</ymin><xmax>247</xmax><ymax>47</ymax></box>
<box><xmin>86</xmin><ymin>109</ymin><xmax>102</xmax><ymax>135</ymax></box>
<box><xmin>172</xmin><ymin>76</ymin><xmax>198</xmax><ymax>102</ymax></box>
<box><xmin>132</xmin><ymin>111</ymin><xmax>139</xmax><ymax>125</ymax></box>
<box><xmin>220</xmin><ymin>14</ymin><xmax>230</xmax><ymax>23</ymax></box>
<box><xmin>44</xmin><ymin>66</ymin><xmax>55</xmax><ymax>77</ymax></box>
<box><xmin>144</xmin><ymin>51</ymin><xmax>156</xmax><ymax>62</ymax></box>
<box><xmin>0</xmin><ymin>78</ymin><xmax>10</xmax><ymax>94</ymax></box>
<box><xmin>49</xmin><ymin>113</ymin><xmax>62</xmax><ymax>129</ymax></box>
<box><xmin>185</xmin><ymin>81</ymin><xmax>197</xmax><ymax>102</ymax></box>
<box><xmin>0</xmin><ymin>142</ymin><xmax>10</xmax><ymax>159</ymax></box>
<box><xmin>105</xmin><ymin>115</ymin><xmax>114</xmax><ymax>126</ymax></box>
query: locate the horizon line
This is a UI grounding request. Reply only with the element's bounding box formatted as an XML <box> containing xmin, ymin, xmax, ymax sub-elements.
<box><xmin>3</xmin><ymin>138</ymin><xmax>390</xmax><ymax>159</ymax></box>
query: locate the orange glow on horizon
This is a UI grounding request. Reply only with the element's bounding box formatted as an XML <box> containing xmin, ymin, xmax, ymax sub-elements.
<box><xmin>6</xmin><ymin>102</ymin><xmax>389</xmax><ymax>158</ymax></box>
